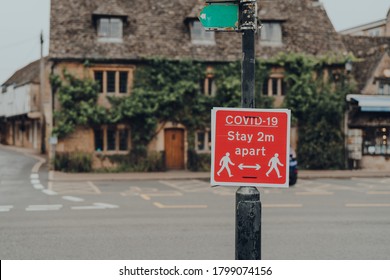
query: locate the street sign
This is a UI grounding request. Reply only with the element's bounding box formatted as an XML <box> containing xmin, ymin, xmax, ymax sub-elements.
<box><xmin>199</xmin><ymin>3</ymin><xmax>239</xmax><ymax>31</ymax></box>
<box><xmin>211</xmin><ymin>107</ymin><xmax>291</xmax><ymax>188</ymax></box>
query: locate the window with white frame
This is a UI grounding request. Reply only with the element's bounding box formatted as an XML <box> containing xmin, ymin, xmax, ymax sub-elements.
<box><xmin>260</xmin><ymin>22</ymin><xmax>283</xmax><ymax>46</ymax></box>
<box><xmin>94</xmin><ymin>125</ymin><xmax>130</xmax><ymax>153</ymax></box>
<box><xmin>190</xmin><ymin>21</ymin><xmax>215</xmax><ymax>45</ymax></box>
<box><xmin>97</xmin><ymin>17</ymin><xmax>123</xmax><ymax>42</ymax></box>
<box><xmin>196</xmin><ymin>130</ymin><xmax>211</xmax><ymax>153</ymax></box>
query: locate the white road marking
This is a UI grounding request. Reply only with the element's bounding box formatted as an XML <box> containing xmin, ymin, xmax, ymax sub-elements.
<box><xmin>33</xmin><ymin>184</ymin><xmax>44</xmax><ymax>190</ymax></box>
<box><xmin>30</xmin><ymin>174</ymin><xmax>39</xmax><ymax>179</ymax></box>
<box><xmin>31</xmin><ymin>179</ymin><xmax>40</xmax><ymax>184</ymax></box>
<box><xmin>0</xmin><ymin>205</ymin><xmax>13</xmax><ymax>212</ymax></box>
<box><xmin>71</xmin><ymin>203</ymin><xmax>118</xmax><ymax>210</ymax></box>
<box><xmin>94</xmin><ymin>203</ymin><xmax>118</xmax><ymax>209</ymax></box>
<box><xmin>42</xmin><ymin>189</ymin><xmax>58</xmax><ymax>196</ymax></box>
<box><xmin>31</xmin><ymin>158</ymin><xmax>45</xmax><ymax>173</ymax></box>
<box><xmin>26</xmin><ymin>204</ymin><xmax>63</xmax><ymax>211</ymax></box>
<box><xmin>62</xmin><ymin>196</ymin><xmax>85</xmax><ymax>202</ymax></box>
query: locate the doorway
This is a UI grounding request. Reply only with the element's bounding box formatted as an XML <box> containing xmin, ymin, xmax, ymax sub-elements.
<box><xmin>164</xmin><ymin>128</ymin><xmax>185</xmax><ymax>169</ymax></box>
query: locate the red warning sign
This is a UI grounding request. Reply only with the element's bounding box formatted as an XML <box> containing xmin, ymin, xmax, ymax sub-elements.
<box><xmin>211</xmin><ymin>107</ymin><xmax>291</xmax><ymax>188</ymax></box>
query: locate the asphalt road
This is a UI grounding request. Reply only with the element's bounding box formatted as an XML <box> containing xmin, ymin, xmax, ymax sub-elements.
<box><xmin>1</xmin><ymin>147</ymin><xmax>390</xmax><ymax>259</ymax></box>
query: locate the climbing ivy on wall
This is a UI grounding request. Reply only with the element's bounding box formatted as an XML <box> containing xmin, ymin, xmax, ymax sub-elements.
<box><xmin>52</xmin><ymin>53</ymin><xmax>355</xmax><ymax>170</ymax></box>
<box><xmin>276</xmin><ymin>53</ymin><xmax>356</xmax><ymax>169</ymax></box>
<box><xmin>50</xmin><ymin>71</ymin><xmax>107</xmax><ymax>138</ymax></box>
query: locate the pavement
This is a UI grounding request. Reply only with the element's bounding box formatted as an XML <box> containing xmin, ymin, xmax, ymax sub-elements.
<box><xmin>2</xmin><ymin>144</ymin><xmax>389</xmax><ymax>182</ymax></box>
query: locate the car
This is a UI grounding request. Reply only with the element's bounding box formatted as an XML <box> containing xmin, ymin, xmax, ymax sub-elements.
<box><xmin>289</xmin><ymin>148</ymin><xmax>298</xmax><ymax>186</ymax></box>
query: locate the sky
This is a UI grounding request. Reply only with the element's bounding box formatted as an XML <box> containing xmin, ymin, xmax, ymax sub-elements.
<box><xmin>0</xmin><ymin>0</ymin><xmax>389</xmax><ymax>85</ymax></box>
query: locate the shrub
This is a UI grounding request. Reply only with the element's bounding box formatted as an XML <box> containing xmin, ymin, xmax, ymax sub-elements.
<box><xmin>54</xmin><ymin>152</ymin><xmax>92</xmax><ymax>172</ymax></box>
<box><xmin>98</xmin><ymin>151</ymin><xmax>166</xmax><ymax>172</ymax></box>
<box><xmin>188</xmin><ymin>149</ymin><xmax>211</xmax><ymax>171</ymax></box>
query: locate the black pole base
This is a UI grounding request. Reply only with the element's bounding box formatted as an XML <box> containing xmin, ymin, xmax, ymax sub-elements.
<box><xmin>235</xmin><ymin>186</ymin><xmax>261</xmax><ymax>260</ymax></box>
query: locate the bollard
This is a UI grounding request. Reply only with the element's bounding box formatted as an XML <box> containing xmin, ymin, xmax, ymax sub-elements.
<box><xmin>235</xmin><ymin>186</ymin><xmax>261</xmax><ymax>260</ymax></box>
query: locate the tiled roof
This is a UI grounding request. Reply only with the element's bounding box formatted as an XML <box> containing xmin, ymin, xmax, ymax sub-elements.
<box><xmin>49</xmin><ymin>0</ymin><xmax>346</xmax><ymax>62</ymax></box>
<box><xmin>1</xmin><ymin>58</ymin><xmax>47</xmax><ymax>87</ymax></box>
<box><xmin>92</xmin><ymin>0</ymin><xmax>127</xmax><ymax>17</ymax></box>
<box><xmin>342</xmin><ymin>36</ymin><xmax>390</xmax><ymax>92</ymax></box>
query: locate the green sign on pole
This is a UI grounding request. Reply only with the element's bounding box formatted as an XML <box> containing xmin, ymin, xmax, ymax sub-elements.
<box><xmin>199</xmin><ymin>3</ymin><xmax>239</xmax><ymax>31</ymax></box>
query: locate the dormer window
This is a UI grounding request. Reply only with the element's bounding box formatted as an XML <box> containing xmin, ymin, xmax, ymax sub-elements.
<box><xmin>97</xmin><ymin>17</ymin><xmax>123</xmax><ymax>42</ymax></box>
<box><xmin>190</xmin><ymin>21</ymin><xmax>215</xmax><ymax>45</ymax></box>
<box><xmin>260</xmin><ymin>22</ymin><xmax>283</xmax><ymax>46</ymax></box>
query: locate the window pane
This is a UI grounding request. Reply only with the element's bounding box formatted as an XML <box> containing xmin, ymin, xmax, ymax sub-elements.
<box><xmin>272</xmin><ymin>78</ymin><xmax>278</xmax><ymax>96</ymax></box>
<box><xmin>98</xmin><ymin>18</ymin><xmax>123</xmax><ymax>39</ymax></box>
<box><xmin>119</xmin><ymin>71</ymin><xmax>128</xmax><ymax>93</ymax></box>
<box><xmin>94</xmin><ymin>128</ymin><xmax>104</xmax><ymax>152</ymax></box>
<box><xmin>207</xmin><ymin>77</ymin><xmax>216</xmax><ymax>96</ymax></box>
<box><xmin>119</xmin><ymin>129</ymin><xmax>129</xmax><ymax>151</ymax></box>
<box><xmin>192</xmin><ymin>21</ymin><xmax>202</xmax><ymax>39</ymax></box>
<box><xmin>191</xmin><ymin>21</ymin><xmax>215</xmax><ymax>44</ymax></box>
<box><xmin>363</xmin><ymin>127</ymin><xmax>390</xmax><ymax>155</ymax></box>
<box><xmin>107</xmin><ymin>71</ymin><xmax>116</xmax><ymax>93</ymax></box>
<box><xmin>107</xmin><ymin>128</ymin><xmax>116</xmax><ymax>151</ymax></box>
<box><xmin>98</xmin><ymin>18</ymin><xmax>110</xmax><ymax>38</ymax></box>
<box><xmin>110</xmin><ymin>18</ymin><xmax>123</xmax><ymax>39</ymax></box>
<box><xmin>94</xmin><ymin>71</ymin><xmax>103</xmax><ymax>93</ymax></box>
<box><xmin>261</xmin><ymin>22</ymin><xmax>282</xmax><ymax>43</ymax></box>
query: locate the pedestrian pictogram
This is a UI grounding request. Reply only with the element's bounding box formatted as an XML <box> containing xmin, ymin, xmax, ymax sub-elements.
<box><xmin>217</xmin><ymin>152</ymin><xmax>235</xmax><ymax>177</ymax></box>
<box><xmin>211</xmin><ymin>107</ymin><xmax>291</xmax><ymax>188</ymax></box>
<box><xmin>266</xmin><ymin>153</ymin><xmax>284</xmax><ymax>178</ymax></box>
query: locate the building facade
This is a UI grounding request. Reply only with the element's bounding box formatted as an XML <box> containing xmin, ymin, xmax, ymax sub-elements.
<box><xmin>1</xmin><ymin>0</ymin><xmax>349</xmax><ymax>170</ymax></box>
<box><xmin>343</xmin><ymin>35</ymin><xmax>390</xmax><ymax>170</ymax></box>
<box><xmin>340</xmin><ymin>8</ymin><xmax>390</xmax><ymax>37</ymax></box>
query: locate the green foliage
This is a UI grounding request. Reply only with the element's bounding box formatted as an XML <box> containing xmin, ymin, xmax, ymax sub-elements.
<box><xmin>280</xmin><ymin>53</ymin><xmax>355</xmax><ymax>169</ymax></box>
<box><xmin>188</xmin><ymin>149</ymin><xmax>211</xmax><ymax>171</ymax></box>
<box><xmin>96</xmin><ymin>151</ymin><xmax>166</xmax><ymax>172</ymax></box>
<box><xmin>51</xmin><ymin>70</ymin><xmax>107</xmax><ymax>138</ymax></box>
<box><xmin>213</xmin><ymin>60</ymin><xmax>275</xmax><ymax>108</ymax></box>
<box><xmin>54</xmin><ymin>152</ymin><xmax>92</xmax><ymax>172</ymax></box>
<box><xmin>52</xmin><ymin>54</ymin><xmax>354</xmax><ymax>171</ymax></box>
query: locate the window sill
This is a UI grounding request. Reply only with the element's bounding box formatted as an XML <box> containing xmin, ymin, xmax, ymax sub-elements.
<box><xmin>191</xmin><ymin>40</ymin><xmax>216</xmax><ymax>46</ymax></box>
<box><xmin>97</xmin><ymin>38</ymin><xmax>123</xmax><ymax>43</ymax></box>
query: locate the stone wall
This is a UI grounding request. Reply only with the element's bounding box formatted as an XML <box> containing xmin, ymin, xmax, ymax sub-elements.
<box><xmin>361</xmin><ymin>155</ymin><xmax>390</xmax><ymax>170</ymax></box>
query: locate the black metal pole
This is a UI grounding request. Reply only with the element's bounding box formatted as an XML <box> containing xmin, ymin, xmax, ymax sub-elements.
<box><xmin>235</xmin><ymin>185</ymin><xmax>261</xmax><ymax>259</ymax></box>
<box><xmin>235</xmin><ymin>2</ymin><xmax>261</xmax><ymax>260</ymax></box>
<box><xmin>241</xmin><ymin>29</ymin><xmax>255</xmax><ymax>109</ymax></box>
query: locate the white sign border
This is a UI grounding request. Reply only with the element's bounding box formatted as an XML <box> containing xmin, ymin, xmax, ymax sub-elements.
<box><xmin>210</xmin><ymin>107</ymin><xmax>291</xmax><ymax>188</ymax></box>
